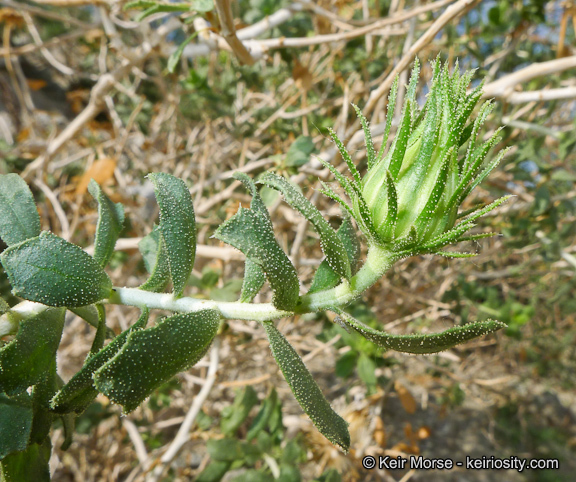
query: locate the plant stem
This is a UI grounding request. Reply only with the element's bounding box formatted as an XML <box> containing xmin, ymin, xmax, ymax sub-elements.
<box><xmin>2</xmin><ymin>246</ymin><xmax>397</xmax><ymax>329</ymax></box>
<box><xmin>107</xmin><ymin>288</ymin><xmax>292</xmax><ymax>322</ymax></box>
<box><xmin>296</xmin><ymin>244</ymin><xmax>398</xmax><ymax>313</ymax></box>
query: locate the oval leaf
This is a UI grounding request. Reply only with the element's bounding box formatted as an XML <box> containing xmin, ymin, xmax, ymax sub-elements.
<box><xmin>0</xmin><ymin>437</ymin><xmax>51</xmax><ymax>482</ymax></box>
<box><xmin>240</xmin><ymin>258</ymin><xmax>266</xmax><ymax>303</ymax></box>
<box><xmin>0</xmin><ymin>392</ymin><xmax>33</xmax><ymax>460</ymax></box>
<box><xmin>213</xmin><ymin>207</ymin><xmax>299</xmax><ymax>311</ymax></box>
<box><xmin>262</xmin><ymin>321</ymin><xmax>350</xmax><ymax>452</ymax></box>
<box><xmin>94</xmin><ymin>309</ymin><xmax>220</xmax><ymax>413</ymax></box>
<box><xmin>148</xmin><ymin>173</ymin><xmax>196</xmax><ymax>297</ymax></box>
<box><xmin>259</xmin><ymin>173</ymin><xmax>352</xmax><ymax>281</ymax></box>
<box><xmin>334</xmin><ymin>309</ymin><xmax>506</xmax><ymax>354</ymax></box>
<box><xmin>0</xmin><ymin>231</ymin><xmax>112</xmax><ymax>307</ymax></box>
<box><xmin>0</xmin><ymin>174</ymin><xmax>40</xmax><ymax>246</ymax></box>
<box><xmin>0</xmin><ymin>308</ymin><xmax>65</xmax><ymax>394</ymax></box>
<box><xmin>50</xmin><ymin>308</ymin><xmax>149</xmax><ymax>414</ymax></box>
<box><xmin>138</xmin><ymin>225</ymin><xmax>171</xmax><ymax>293</ymax></box>
<box><xmin>88</xmin><ymin>179</ymin><xmax>125</xmax><ymax>268</ymax></box>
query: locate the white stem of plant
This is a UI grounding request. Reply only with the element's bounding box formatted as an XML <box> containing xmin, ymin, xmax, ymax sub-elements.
<box><xmin>2</xmin><ymin>246</ymin><xmax>398</xmax><ymax>330</ymax></box>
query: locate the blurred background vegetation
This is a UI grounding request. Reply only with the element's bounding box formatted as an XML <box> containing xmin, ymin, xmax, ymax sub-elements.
<box><xmin>0</xmin><ymin>0</ymin><xmax>575</xmax><ymax>480</ymax></box>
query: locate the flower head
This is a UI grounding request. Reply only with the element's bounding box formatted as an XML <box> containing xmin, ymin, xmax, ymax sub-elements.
<box><xmin>320</xmin><ymin>58</ymin><xmax>510</xmax><ymax>257</ymax></box>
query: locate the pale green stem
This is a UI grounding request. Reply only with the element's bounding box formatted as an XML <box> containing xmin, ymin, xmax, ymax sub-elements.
<box><xmin>0</xmin><ymin>301</ymin><xmax>49</xmax><ymax>337</ymax></box>
<box><xmin>3</xmin><ymin>246</ymin><xmax>397</xmax><ymax>327</ymax></box>
<box><xmin>296</xmin><ymin>244</ymin><xmax>399</xmax><ymax>313</ymax></box>
<box><xmin>107</xmin><ymin>288</ymin><xmax>292</xmax><ymax>322</ymax></box>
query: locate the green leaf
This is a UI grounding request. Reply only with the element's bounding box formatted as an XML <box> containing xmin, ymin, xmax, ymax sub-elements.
<box><xmin>0</xmin><ymin>308</ymin><xmax>65</xmax><ymax>394</ymax></box>
<box><xmin>233</xmin><ymin>172</ymin><xmax>270</xmax><ymax>219</ymax></box>
<box><xmin>285</xmin><ymin>136</ymin><xmax>315</xmax><ymax>167</ymax></box>
<box><xmin>259</xmin><ymin>172</ymin><xmax>351</xmax><ymax>280</ymax></box>
<box><xmin>333</xmin><ymin>310</ymin><xmax>506</xmax><ymax>354</ymax></box>
<box><xmin>221</xmin><ymin>386</ymin><xmax>259</xmax><ymax>436</ymax></box>
<box><xmin>357</xmin><ymin>353</ymin><xmax>377</xmax><ymax>387</ymax></box>
<box><xmin>168</xmin><ymin>32</ymin><xmax>200</xmax><ymax>74</ymax></box>
<box><xmin>87</xmin><ymin>180</ymin><xmax>125</xmax><ymax>268</ymax></box>
<box><xmin>88</xmin><ymin>304</ymin><xmax>107</xmax><ymax>356</ymax></box>
<box><xmin>29</xmin><ymin>361</ymin><xmax>58</xmax><ymax>445</ymax></box>
<box><xmin>94</xmin><ymin>309</ymin><xmax>220</xmax><ymax>413</ymax></box>
<box><xmin>247</xmin><ymin>388</ymin><xmax>278</xmax><ymax>441</ymax></box>
<box><xmin>308</xmin><ymin>216</ymin><xmax>360</xmax><ymax>293</ymax></box>
<box><xmin>50</xmin><ymin>309</ymin><xmax>149</xmax><ymax>414</ymax></box>
<box><xmin>196</xmin><ymin>460</ymin><xmax>231</xmax><ymax>482</ymax></box>
<box><xmin>138</xmin><ymin>225</ymin><xmax>171</xmax><ymax>293</ymax></box>
<box><xmin>352</xmin><ymin>105</ymin><xmax>375</xmax><ymax>169</ymax></box>
<box><xmin>0</xmin><ymin>174</ymin><xmax>40</xmax><ymax>246</ymax></box>
<box><xmin>262</xmin><ymin>321</ymin><xmax>349</xmax><ymax>452</ymax></box>
<box><xmin>213</xmin><ymin>207</ymin><xmax>299</xmax><ymax>311</ymax></box>
<box><xmin>0</xmin><ymin>438</ymin><xmax>51</xmax><ymax>482</ymax></box>
<box><xmin>240</xmin><ymin>258</ymin><xmax>266</xmax><ymax>303</ymax></box>
<box><xmin>335</xmin><ymin>350</ymin><xmax>357</xmax><ymax>378</ymax></box>
<box><xmin>327</xmin><ymin>128</ymin><xmax>362</xmax><ymax>188</ymax></box>
<box><xmin>375</xmin><ymin>75</ymin><xmax>399</xmax><ymax>166</ymax></box>
<box><xmin>69</xmin><ymin>305</ymin><xmax>99</xmax><ymax>329</ymax></box>
<box><xmin>206</xmin><ymin>438</ymin><xmax>243</xmax><ymax>462</ymax></box>
<box><xmin>148</xmin><ymin>173</ymin><xmax>197</xmax><ymax>297</ymax></box>
<box><xmin>0</xmin><ymin>392</ymin><xmax>33</xmax><ymax>460</ymax></box>
<box><xmin>0</xmin><ymin>232</ymin><xmax>112</xmax><ymax>307</ymax></box>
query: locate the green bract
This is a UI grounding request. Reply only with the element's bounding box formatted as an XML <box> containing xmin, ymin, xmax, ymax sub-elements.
<box><xmin>321</xmin><ymin>59</ymin><xmax>509</xmax><ymax>256</ymax></box>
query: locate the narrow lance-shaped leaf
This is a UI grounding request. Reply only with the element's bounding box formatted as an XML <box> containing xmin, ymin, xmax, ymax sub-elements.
<box><xmin>148</xmin><ymin>173</ymin><xmax>196</xmax><ymax>297</ymax></box>
<box><xmin>213</xmin><ymin>207</ymin><xmax>299</xmax><ymax>311</ymax></box>
<box><xmin>333</xmin><ymin>309</ymin><xmax>506</xmax><ymax>354</ymax></box>
<box><xmin>139</xmin><ymin>225</ymin><xmax>171</xmax><ymax>293</ymax></box>
<box><xmin>0</xmin><ymin>231</ymin><xmax>112</xmax><ymax>307</ymax></box>
<box><xmin>94</xmin><ymin>309</ymin><xmax>220</xmax><ymax>413</ymax></box>
<box><xmin>259</xmin><ymin>172</ymin><xmax>351</xmax><ymax>280</ymax></box>
<box><xmin>375</xmin><ymin>75</ymin><xmax>399</xmax><ymax>166</ymax></box>
<box><xmin>246</xmin><ymin>388</ymin><xmax>278</xmax><ymax>441</ymax></box>
<box><xmin>262</xmin><ymin>321</ymin><xmax>350</xmax><ymax>452</ymax></box>
<box><xmin>327</xmin><ymin>128</ymin><xmax>363</xmax><ymax>189</ymax></box>
<box><xmin>50</xmin><ymin>308</ymin><xmax>149</xmax><ymax>415</ymax></box>
<box><xmin>308</xmin><ymin>216</ymin><xmax>360</xmax><ymax>294</ymax></box>
<box><xmin>88</xmin><ymin>179</ymin><xmax>125</xmax><ymax>268</ymax></box>
<box><xmin>168</xmin><ymin>31</ymin><xmax>200</xmax><ymax>73</ymax></box>
<box><xmin>419</xmin><ymin>195</ymin><xmax>513</xmax><ymax>253</ymax></box>
<box><xmin>352</xmin><ymin>104</ymin><xmax>376</xmax><ymax>169</ymax></box>
<box><xmin>0</xmin><ymin>308</ymin><xmax>65</xmax><ymax>395</ymax></box>
<box><xmin>0</xmin><ymin>174</ymin><xmax>40</xmax><ymax>246</ymax></box>
<box><xmin>220</xmin><ymin>386</ymin><xmax>258</xmax><ymax>436</ymax></box>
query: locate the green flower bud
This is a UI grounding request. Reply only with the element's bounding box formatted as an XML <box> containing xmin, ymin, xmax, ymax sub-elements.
<box><xmin>321</xmin><ymin>58</ymin><xmax>509</xmax><ymax>256</ymax></box>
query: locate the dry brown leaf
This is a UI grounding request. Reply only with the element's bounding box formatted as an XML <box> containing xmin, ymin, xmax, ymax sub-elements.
<box><xmin>394</xmin><ymin>380</ymin><xmax>417</xmax><ymax>414</ymax></box>
<box><xmin>292</xmin><ymin>59</ymin><xmax>313</xmax><ymax>92</ymax></box>
<box><xmin>26</xmin><ymin>79</ymin><xmax>48</xmax><ymax>91</ymax></box>
<box><xmin>16</xmin><ymin>128</ymin><xmax>30</xmax><ymax>143</ymax></box>
<box><xmin>0</xmin><ymin>8</ymin><xmax>25</xmax><ymax>26</ymax></box>
<box><xmin>417</xmin><ymin>426</ymin><xmax>431</xmax><ymax>440</ymax></box>
<box><xmin>75</xmin><ymin>158</ymin><xmax>117</xmax><ymax>196</ymax></box>
<box><xmin>373</xmin><ymin>415</ymin><xmax>386</xmax><ymax>447</ymax></box>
